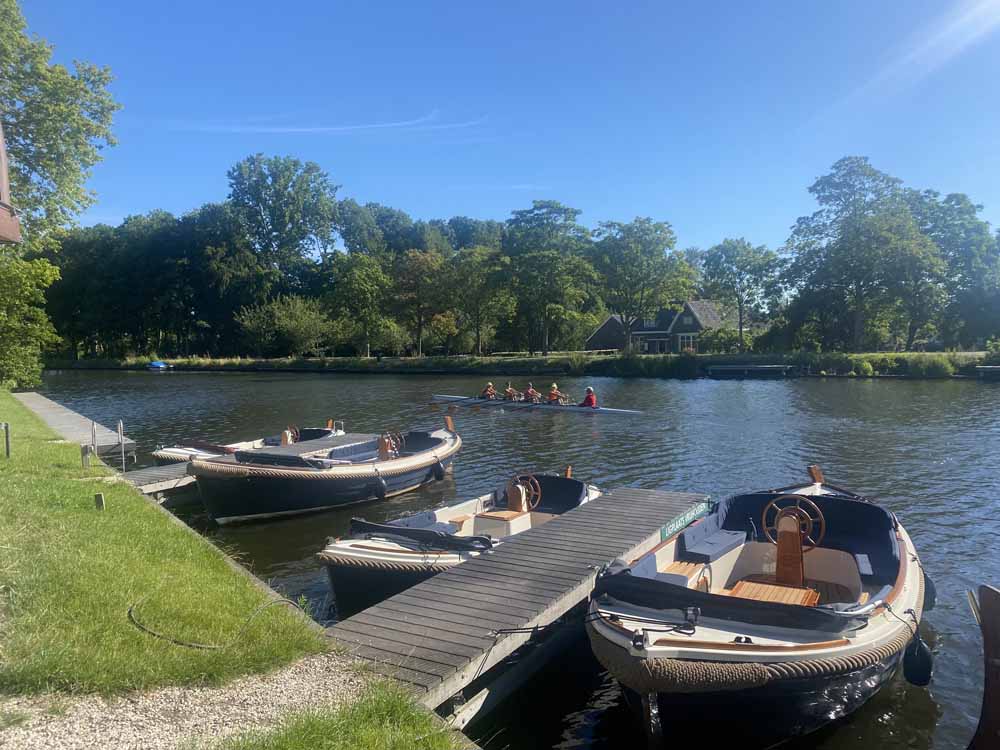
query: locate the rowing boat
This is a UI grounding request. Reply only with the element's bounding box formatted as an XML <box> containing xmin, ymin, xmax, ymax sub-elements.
<box><xmin>430</xmin><ymin>394</ymin><xmax>643</xmax><ymax>416</ymax></box>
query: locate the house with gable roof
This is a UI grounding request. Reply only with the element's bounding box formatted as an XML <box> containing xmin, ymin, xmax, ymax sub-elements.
<box><xmin>585</xmin><ymin>300</ymin><xmax>734</xmax><ymax>353</ymax></box>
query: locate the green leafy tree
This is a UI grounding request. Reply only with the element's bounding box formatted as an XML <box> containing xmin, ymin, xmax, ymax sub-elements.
<box><xmin>702</xmin><ymin>238</ymin><xmax>780</xmax><ymax>349</ymax></box>
<box><xmin>328</xmin><ymin>252</ymin><xmax>390</xmax><ymax>357</ymax></box>
<box><xmin>0</xmin><ymin>255</ymin><xmax>59</xmax><ymax>387</ymax></box>
<box><xmin>236</xmin><ymin>295</ymin><xmax>331</xmax><ymax>357</ymax></box>
<box><xmin>335</xmin><ymin>198</ymin><xmax>386</xmax><ymax>256</ymax></box>
<box><xmin>1</xmin><ymin>0</ymin><xmax>120</xmax><ymax>254</ymax></box>
<box><xmin>591</xmin><ymin>217</ymin><xmax>696</xmax><ymax>349</ymax></box>
<box><xmin>227</xmin><ymin>154</ymin><xmax>339</xmax><ymax>289</ymax></box>
<box><xmin>514</xmin><ymin>251</ymin><xmax>596</xmax><ymax>354</ymax></box>
<box><xmin>393</xmin><ymin>249</ymin><xmax>446</xmax><ymax>355</ymax></box>
<box><xmin>447</xmin><ymin>216</ymin><xmax>502</xmax><ymax>250</ymax></box>
<box><xmin>787</xmin><ymin>158</ymin><xmax>906</xmax><ymax>351</ymax></box>
<box><xmin>503</xmin><ymin>200</ymin><xmax>590</xmax><ymax>257</ymax></box>
<box><xmin>450</xmin><ymin>246</ymin><xmax>514</xmax><ymax>354</ymax></box>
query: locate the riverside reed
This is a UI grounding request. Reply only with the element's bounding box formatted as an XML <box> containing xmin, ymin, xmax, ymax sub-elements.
<box><xmin>0</xmin><ymin>390</ymin><xmax>325</xmax><ymax>694</ymax></box>
<box><xmin>203</xmin><ymin>681</ymin><xmax>462</xmax><ymax>750</ymax></box>
<box><xmin>46</xmin><ymin>350</ymin><xmax>990</xmax><ymax>379</ymax></box>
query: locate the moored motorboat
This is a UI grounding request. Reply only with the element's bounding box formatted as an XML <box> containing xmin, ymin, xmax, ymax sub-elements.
<box><xmin>318</xmin><ymin>471</ymin><xmax>600</xmax><ymax>611</ymax></box>
<box><xmin>189</xmin><ymin>419</ymin><xmax>462</xmax><ymax>524</ymax></box>
<box><xmin>152</xmin><ymin>422</ymin><xmax>345</xmax><ymax>465</ymax></box>
<box><xmin>147</xmin><ymin>360</ymin><xmax>172</xmax><ymax>371</ymax></box>
<box><xmin>586</xmin><ymin>468</ymin><xmax>931</xmax><ymax>747</ymax></box>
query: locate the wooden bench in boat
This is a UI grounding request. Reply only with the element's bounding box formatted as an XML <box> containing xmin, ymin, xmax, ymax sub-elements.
<box><xmin>737</xmin><ymin>573</ymin><xmax>855</xmax><ymax>606</ymax></box>
<box><xmin>729</xmin><ymin>579</ymin><xmax>820</xmax><ymax>607</ymax></box>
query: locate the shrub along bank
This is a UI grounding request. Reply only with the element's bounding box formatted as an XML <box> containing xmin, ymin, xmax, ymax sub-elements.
<box><xmin>0</xmin><ymin>390</ymin><xmax>326</xmax><ymax>694</ymax></box>
<box><xmin>46</xmin><ymin>351</ymin><xmax>989</xmax><ymax>380</ymax></box>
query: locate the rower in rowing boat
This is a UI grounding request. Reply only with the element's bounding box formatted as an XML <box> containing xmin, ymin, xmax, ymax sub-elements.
<box><xmin>480</xmin><ymin>382</ymin><xmax>497</xmax><ymax>399</ymax></box>
<box><xmin>503</xmin><ymin>381</ymin><xmax>521</xmax><ymax>401</ymax></box>
<box><xmin>525</xmin><ymin>382</ymin><xmax>541</xmax><ymax>403</ymax></box>
<box><xmin>548</xmin><ymin>383</ymin><xmax>568</xmax><ymax>404</ymax></box>
<box><xmin>578</xmin><ymin>386</ymin><xmax>597</xmax><ymax>408</ymax></box>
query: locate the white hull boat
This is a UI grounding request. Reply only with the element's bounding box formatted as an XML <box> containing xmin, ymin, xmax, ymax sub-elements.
<box><xmin>587</xmin><ymin>469</ymin><xmax>932</xmax><ymax>746</ymax></box>
<box><xmin>318</xmin><ymin>472</ymin><xmax>600</xmax><ymax>611</ymax></box>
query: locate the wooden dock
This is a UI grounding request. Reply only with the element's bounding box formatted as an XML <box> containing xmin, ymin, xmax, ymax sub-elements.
<box><xmin>705</xmin><ymin>364</ymin><xmax>799</xmax><ymax>379</ymax></box>
<box><xmin>328</xmin><ymin>487</ymin><xmax>710</xmax><ymax>711</ymax></box>
<box><xmin>121</xmin><ymin>462</ymin><xmax>195</xmax><ymax>495</ymax></box>
<box><xmin>13</xmin><ymin>391</ymin><xmax>137</xmax><ymax>458</ymax></box>
<box><xmin>976</xmin><ymin>366</ymin><xmax>1000</xmax><ymax>381</ymax></box>
<box><xmin>11</xmin><ymin>391</ymin><xmax>197</xmax><ymax>496</ymax></box>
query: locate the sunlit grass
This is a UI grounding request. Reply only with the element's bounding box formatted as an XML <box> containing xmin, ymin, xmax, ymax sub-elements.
<box><xmin>199</xmin><ymin>681</ymin><xmax>463</xmax><ymax>750</ymax></box>
<box><xmin>0</xmin><ymin>390</ymin><xmax>326</xmax><ymax>695</ymax></box>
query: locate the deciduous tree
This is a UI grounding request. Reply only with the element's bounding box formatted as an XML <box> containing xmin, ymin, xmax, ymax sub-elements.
<box><xmin>702</xmin><ymin>238</ymin><xmax>779</xmax><ymax>349</ymax></box>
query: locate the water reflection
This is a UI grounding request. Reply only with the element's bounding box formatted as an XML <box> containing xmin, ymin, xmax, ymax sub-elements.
<box><xmin>40</xmin><ymin>370</ymin><xmax>999</xmax><ymax>749</ymax></box>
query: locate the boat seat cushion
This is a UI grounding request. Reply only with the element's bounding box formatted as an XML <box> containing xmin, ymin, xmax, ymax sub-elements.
<box><xmin>680</xmin><ymin>529</ymin><xmax>746</xmax><ymax>563</ymax></box>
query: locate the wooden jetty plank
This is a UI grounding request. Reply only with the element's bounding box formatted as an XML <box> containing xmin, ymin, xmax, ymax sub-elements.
<box><xmin>329</xmin><ymin>488</ymin><xmax>710</xmax><ymax>709</ymax></box>
<box><xmin>437</xmin><ymin>563</ymin><xmax>577</xmax><ymax>593</ymax></box>
<box><xmin>419</xmin><ymin>572</ymin><xmax>564</xmax><ymax>604</ymax></box>
<box><xmin>333</xmin><ymin>626</ymin><xmax>475</xmax><ymax>667</ymax></box>
<box><xmin>122</xmin><ymin>462</ymin><xmax>196</xmax><ymax>495</ymax></box>
<box><xmin>366</xmin><ymin>599</ymin><xmax>507</xmax><ymax>635</ymax></box>
<box><xmin>385</xmin><ymin>591</ymin><xmax>528</xmax><ymax>627</ymax></box>
<box><xmin>420</xmin><ymin>572</ymin><xmax>567</xmax><ymax>605</ymax></box>
<box><xmin>345</xmin><ymin>612</ymin><xmax>495</xmax><ymax>650</ymax></box>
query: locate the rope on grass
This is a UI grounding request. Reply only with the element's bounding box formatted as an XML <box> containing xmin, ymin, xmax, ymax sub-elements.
<box><xmin>127</xmin><ymin>594</ymin><xmax>306</xmax><ymax>650</ymax></box>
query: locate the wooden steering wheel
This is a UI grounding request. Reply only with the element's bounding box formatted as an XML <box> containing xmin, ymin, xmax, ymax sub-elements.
<box><xmin>762</xmin><ymin>494</ymin><xmax>826</xmax><ymax>552</ymax></box>
<box><xmin>515</xmin><ymin>473</ymin><xmax>543</xmax><ymax>510</ymax></box>
<box><xmin>389</xmin><ymin>431</ymin><xmax>405</xmax><ymax>451</ymax></box>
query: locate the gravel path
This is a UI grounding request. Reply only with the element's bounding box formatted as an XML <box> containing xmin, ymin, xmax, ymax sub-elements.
<box><xmin>0</xmin><ymin>651</ymin><xmax>367</xmax><ymax>750</ymax></box>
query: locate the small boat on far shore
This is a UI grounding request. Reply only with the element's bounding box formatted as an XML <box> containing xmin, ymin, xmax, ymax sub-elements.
<box><xmin>431</xmin><ymin>394</ymin><xmax>642</xmax><ymax>416</ymax></box>
<box><xmin>147</xmin><ymin>360</ymin><xmax>172</xmax><ymax>371</ymax></box>
<box><xmin>153</xmin><ymin>421</ymin><xmax>346</xmax><ymax>465</ymax></box>
<box><xmin>318</xmin><ymin>471</ymin><xmax>599</xmax><ymax>611</ymax></box>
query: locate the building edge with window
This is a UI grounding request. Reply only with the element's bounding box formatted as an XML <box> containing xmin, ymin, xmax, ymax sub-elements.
<box><xmin>584</xmin><ymin>300</ymin><xmax>733</xmax><ymax>353</ymax></box>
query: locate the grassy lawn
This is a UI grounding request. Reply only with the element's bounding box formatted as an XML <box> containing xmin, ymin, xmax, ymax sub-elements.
<box><xmin>200</xmin><ymin>682</ymin><xmax>463</xmax><ymax>750</ymax></box>
<box><xmin>0</xmin><ymin>389</ymin><xmax>326</xmax><ymax>695</ymax></box>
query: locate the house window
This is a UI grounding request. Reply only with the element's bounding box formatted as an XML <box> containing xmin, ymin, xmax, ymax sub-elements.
<box><xmin>643</xmin><ymin>319</ymin><xmax>655</xmax><ymax>329</ymax></box>
<box><xmin>678</xmin><ymin>333</ymin><xmax>697</xmax><ymax>352</ymax></box>
<box><xmin>683</xmin><ymin>315</ymin><xmax>693</xmax><ymax>325</ymax></box>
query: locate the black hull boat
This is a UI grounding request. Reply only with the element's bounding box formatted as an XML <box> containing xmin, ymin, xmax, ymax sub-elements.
<box><xmin>189</xmin><ymin>421</ymin><xmax>461</xmax><ymax>524</ymax></box>
<box><xmin>319</xmin><ymin>472</ymin><xmax>599</xmax><ymax>613</ymax></box>
<box><xmin>586</xmin><ymin>468</ymin><xmax>932</xmax><ymax>748</ymax></box>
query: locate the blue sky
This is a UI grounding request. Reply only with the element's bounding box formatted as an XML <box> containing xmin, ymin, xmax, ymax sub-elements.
<box><xmin>21</xmin><ymin>0</ymin><xmax>1000</xmax><ymax>249</ymax></box>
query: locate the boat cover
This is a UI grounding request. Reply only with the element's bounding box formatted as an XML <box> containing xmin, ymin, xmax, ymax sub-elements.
<box><xmin>349</xmin><ymin>518</ymin><xmax>494</xmax><ymax>552</ymax></box>
<box><xmin>595</xmin><ymin>569</ymin><xmax>869</xmax><ymax>634</ymax></box>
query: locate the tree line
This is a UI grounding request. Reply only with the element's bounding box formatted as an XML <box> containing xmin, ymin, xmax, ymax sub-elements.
<box><xmin>3</xmin><ymin>0</ymin><xmax>999</xmax><ymax>389</ymax></box>
<box><xmin>41</xmin><ymin>154</ymin><xmax>1000</xmax><ymax>361</ymax></box>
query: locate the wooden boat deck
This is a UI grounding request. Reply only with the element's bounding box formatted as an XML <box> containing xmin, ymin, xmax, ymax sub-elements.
<box><xmin>328</xmin><ymin>487</ymin><xmax>711</xmax><ymax>709</ymax></box>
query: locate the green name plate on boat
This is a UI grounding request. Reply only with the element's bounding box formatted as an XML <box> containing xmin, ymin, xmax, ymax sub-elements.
<box><xmin>659</xmin><ymin>501</ymin><xmax>711</xmax><ymax>542</ymax></box>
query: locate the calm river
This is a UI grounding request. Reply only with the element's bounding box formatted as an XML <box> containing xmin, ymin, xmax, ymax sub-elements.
<box><xmin>40</xmin><ymin>369</ymin><xmax>999</xmax><ymax>749</ymax></box>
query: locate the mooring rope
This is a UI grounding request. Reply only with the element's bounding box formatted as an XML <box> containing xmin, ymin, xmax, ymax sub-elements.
<box><xmin>127</xmin><ymin>593</ymin><xmax>306</xmax><ymax>650</ymax></box>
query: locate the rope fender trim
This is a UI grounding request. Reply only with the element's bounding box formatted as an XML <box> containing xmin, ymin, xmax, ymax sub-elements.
<box><xmin>588</xmin><ymin>561</ymin><xmax>924</xmax><ymax>694</ymax></box>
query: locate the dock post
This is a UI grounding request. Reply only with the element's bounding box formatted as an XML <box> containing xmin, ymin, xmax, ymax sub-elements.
<box><xmin>81</xmin><ymin>444</ymin><xmax>92</xmax><ymax>468</ymax></box>
<box><xmin>117</xmin><ymin>420</ymin><xmax>126</xmax><ymax>473</ymax></box>
<box><xmin>1</xmin><ymin>421</ymin><xmax>9</xmax><ymax>458</ymax></box>
<box><xmin>94</xmin><ymin>492</ymin><xmax>105</xmax><ymax>511</ymax></box>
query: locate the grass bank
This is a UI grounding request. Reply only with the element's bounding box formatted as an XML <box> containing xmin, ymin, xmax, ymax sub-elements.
<box><xmin>0</xmin><ymin>389</ymin><xmax>326</xmax><ymax>695</ymax></box>
<box><xmin>199</xmin><ymin>681</ymin><xmax>464</xmax><ymax>750</ymax></box>
<box><xmin>46</xmin><ymin>350</ymin><xmax>992</xmax><ymax>380</ymax></box>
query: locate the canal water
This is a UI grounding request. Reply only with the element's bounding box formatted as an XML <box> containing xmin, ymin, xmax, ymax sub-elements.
<box><xmin>40</xmin><ymin>369</ymin><xmax>999</xmax><ymax>749</ymax></box>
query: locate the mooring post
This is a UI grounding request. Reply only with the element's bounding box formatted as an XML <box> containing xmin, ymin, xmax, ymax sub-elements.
<box><xmin>117</xmin><ymin>420</ymin><xmax>126</xmax><ymax>474</ymax></box>
<box><xmin>94</xmin><ymin>492</ymin><xmax>105</xmax><ymax>511</ymax></box>
<box><xmin>81</xmin><ymin>444</ymin><xmax>92</xmax><ymax>468</ymax></box>
<box><xmin>1</xmin><ymin>421</ymin><xmax>9</xmax><ymax>458</ymax></box>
